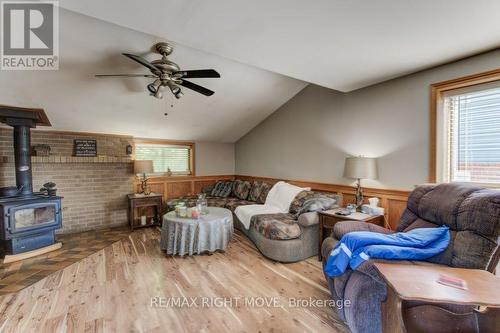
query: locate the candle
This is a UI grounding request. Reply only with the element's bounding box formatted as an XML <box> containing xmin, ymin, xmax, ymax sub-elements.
<box><xmin>140</xmin><ymin>216</ymin><xmax>147</xmax><ymax>226</ymax></box>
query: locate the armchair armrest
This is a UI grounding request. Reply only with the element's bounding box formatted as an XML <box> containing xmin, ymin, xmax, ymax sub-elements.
<box><xmin>333</xmin><ymin>221</ymin><xmax>393</xmax><ymax>240</ymax></box>
<box><xmin>298</xmin><ymin>212</ymin><xmax>319</xmax><ymax>227</ymax></box>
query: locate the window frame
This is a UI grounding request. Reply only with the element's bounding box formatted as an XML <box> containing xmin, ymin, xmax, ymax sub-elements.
<box><xmin>430</xmin><ymin>68</ymin><xmax>500</xmax><ymax>186</ymax></box>
<box><xmin>133</xmin><ymin>138</ymin><xmax>196</xmax><ymax>177</ymax></box>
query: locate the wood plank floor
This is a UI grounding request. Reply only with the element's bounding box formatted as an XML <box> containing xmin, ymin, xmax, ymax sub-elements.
<box><xmin>0</xmin><ymin>228</ymin><xmax>349</xmax><ymax>333</ymax></box>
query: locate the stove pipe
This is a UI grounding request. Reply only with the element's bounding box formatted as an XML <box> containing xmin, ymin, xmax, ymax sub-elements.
<box><xmin>13</xmin><ymin>125</ymin><xmax>33</xmax><ymax>195</ymax></box>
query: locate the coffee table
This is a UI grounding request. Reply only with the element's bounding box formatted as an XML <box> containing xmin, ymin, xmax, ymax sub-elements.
<box><xmin>161</xmin><ymin>207</ymin><xmax>233</xmax><ymax>256</ymax></box>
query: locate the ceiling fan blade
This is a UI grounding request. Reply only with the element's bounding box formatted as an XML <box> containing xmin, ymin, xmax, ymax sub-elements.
<box><xmin>179</xmin><ymin>80</ymin><xmax>214</xmax><ymax>96</ymax></box>
<box><xmin>122</xmin><ymin>53</ymin><xmax>161</xmax><ymax>75</ymax></box>
<box><xmin>95</xmin><ymin>74</ymin><xmax>157</xmax><ymax>78</ymax></box>
<box><xmin>174</xmin><ymin>69</ymin><xmax>220</xmax><ymax>78</ymax></box>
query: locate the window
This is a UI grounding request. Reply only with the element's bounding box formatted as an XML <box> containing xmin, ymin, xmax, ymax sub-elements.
<box><xmin>432</xmin><ymin>69</ymin><xmax>500</xmax><ymax>186</ymax></box>
<box><xmin>134</xmin><ymin>141</ymin><xmax>194</xmax><ymax>176</ymax></box>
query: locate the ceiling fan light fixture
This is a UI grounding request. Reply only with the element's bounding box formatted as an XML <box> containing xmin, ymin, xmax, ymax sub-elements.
<box><xmin>174</xmin><ymin>90</ymin><xmax>183</xmax><ymax>99</ymax></box>
<box><xmin>147</xmin><ymin>83</ymin><xmax>157</xmax><ymax>94</ymax></box>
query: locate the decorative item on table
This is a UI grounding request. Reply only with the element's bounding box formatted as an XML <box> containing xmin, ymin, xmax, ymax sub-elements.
<box><xmin>343</xmin><ymin>156</ymin><xmax>378</xmax><ymax>208</ymax></box>
<box><xmin>190</xmin><ymin>206</ymin><xmax>201</xmax><ymax>219</ymax></box>
<box><xmin>134</xmin><ymin>160</ymin><xmax>154</xmax><ymax>195</ymax></box>
<box><xmin>40</xmin><ymin>182</ymin><xmax>57</xmax><ymax>196</ymax></box>
<box><xmin>361</xmin><ymin>197</ymin><xmax>385</xmax><ymax>216</ymax></box>
<box><xmin>346</xmin><ymin>203</ymin><xmax>357</xmax><ymax>213</ymax></box>
<box><xmin>166</xmin><ymin>167</ymin><xmax>172</xmax><ymax>177</ymax></box>
<box><xmin>31</xmin><ymin>144</ymin><xmax>51</xmax><ymax>156</ymax></box>
<box><xmin>140</xmin><ymin>215</ymin><xmax>147</xmax><ymax>226</ymax></box>
<box><xmin>196</xmin><ymin>193</ymin><xmax>209</xmax><ymax>215</ymax></box>
<box><xmin>175</xmin><ymin>203</ymin><xmax>188</xmax><ymax>218</ymax></box>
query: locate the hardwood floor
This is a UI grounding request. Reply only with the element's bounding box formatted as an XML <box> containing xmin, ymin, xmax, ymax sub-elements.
<box><xmin>0</xmin><ymin>227</ymin><xmax>131</xmax><ymax>295</ymax></box>
<box><xmin>0</xmin><ymin>228</ymin><xmax>349</xmax><ymax>333</ymax></box>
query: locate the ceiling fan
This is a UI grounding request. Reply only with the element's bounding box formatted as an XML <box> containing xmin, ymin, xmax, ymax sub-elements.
<box><xmin>95</xmin><ymin>42</ymin><xmax>220</xmax><ymax>99</ymax></box>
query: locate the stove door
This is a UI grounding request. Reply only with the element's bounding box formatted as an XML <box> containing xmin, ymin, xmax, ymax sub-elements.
<box><xmin>8</xmin><ymin>201</ymin><xmax>60</xmax><ymax>234</ymax></box>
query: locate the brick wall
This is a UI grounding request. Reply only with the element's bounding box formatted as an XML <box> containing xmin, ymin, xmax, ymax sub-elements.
<box><xmin>0</xmin><ymin>128</ymin><xmax>134</xmax><ymax>233</ymax></box>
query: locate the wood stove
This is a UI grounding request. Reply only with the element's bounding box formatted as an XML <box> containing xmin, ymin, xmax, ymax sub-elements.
<box><xmin>0</xmin><ymin>105</ymin><xmax>62</xmax><ymax>256</ymax></box>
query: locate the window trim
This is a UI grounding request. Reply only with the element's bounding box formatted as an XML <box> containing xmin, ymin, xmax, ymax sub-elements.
<box><xmin>133</xmin><ymin>138</ymin><xmax>196</xmax><ymax>177</ymax></box>
<box><xmin>430</xmin><ymin>68</ymin><xmax>500</xmax><ymax>185</ymax></box>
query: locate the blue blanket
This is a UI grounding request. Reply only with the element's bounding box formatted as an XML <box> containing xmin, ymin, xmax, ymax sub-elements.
<box><xmin>324</xmin><ymin>226</ymin><xmax>450</xmax><ymax>277</ymax></box>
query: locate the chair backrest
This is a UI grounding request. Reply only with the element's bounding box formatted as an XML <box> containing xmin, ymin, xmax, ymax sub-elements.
<box><xmin>397</xmin><ymin>183</ymin><xmax>500</xmax><ymax>272</ymax></box>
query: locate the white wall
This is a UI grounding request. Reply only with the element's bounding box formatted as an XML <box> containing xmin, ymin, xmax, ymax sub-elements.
<box><xmin>235</xmin><ymin>49</ymin><xmax>500</xmax><ymax>190</ymax></box>
<box><xmin>195</xmin><ymin>142</ymin><xmax>235</xmax><ymax>176</ymax></box>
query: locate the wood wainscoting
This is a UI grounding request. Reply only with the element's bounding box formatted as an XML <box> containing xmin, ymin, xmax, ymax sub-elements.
<box><xmin>236</xmin><ymin>175</ymin><xmax>411</xmax><ymax>230</ymax></box>
<box><xmin>134</xmin><ymin>174</ymin><xmax>411</xmax><ymax>229</ymax></box>
<box><xmin>133</xmin><ymin>175</ymin><xmax>235</xmax><ymax>201</ymax></box>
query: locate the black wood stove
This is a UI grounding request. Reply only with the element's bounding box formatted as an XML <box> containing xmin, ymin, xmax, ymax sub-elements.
<box><xmin>0</xmin><ymin>106</ymin><xmax>62</xmax><ymax>256</ymax></box>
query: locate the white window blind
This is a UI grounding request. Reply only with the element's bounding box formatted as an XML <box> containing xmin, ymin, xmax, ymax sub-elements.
<box><xmin>135</xmin><ymin>143</ymin><xmax>192</xmax><ymax>175</ymax></box>
<box><xmin>443</xmin><ymin>82</ymin><xmax>500</xmax><ymax>184</ymax></box>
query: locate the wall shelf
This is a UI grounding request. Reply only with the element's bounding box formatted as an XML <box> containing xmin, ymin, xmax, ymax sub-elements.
<box><xmin>0</xmin><ymin>156</ymin><xmax>132</xmax><ymax>164</ymax></box>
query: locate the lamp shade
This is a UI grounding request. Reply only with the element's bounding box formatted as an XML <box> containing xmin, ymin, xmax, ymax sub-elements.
<box><xmin>134</xmin><ymin>160</ymin><xmax>154</xmax><ymax>174</ymax></box>
<box><xmin>343</xmin><ymin>157</ymin><xmax>378</xmax><ymax>180</ymax></box>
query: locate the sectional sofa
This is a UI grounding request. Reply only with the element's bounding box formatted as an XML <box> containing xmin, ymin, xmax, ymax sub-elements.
<box><xmin>167</xmin><ymin>179</ymin><xmax>341</xmax><ymax>262</ymax></box>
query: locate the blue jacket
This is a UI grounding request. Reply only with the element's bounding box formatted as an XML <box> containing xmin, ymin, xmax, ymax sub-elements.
<box><xmin>324</xmin><ymin>226</ymin><xmax>450</xmax><ymax>278</ymax></box>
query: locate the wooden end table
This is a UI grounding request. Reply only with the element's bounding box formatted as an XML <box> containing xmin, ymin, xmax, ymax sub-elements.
<box><xmin>374</xmin><ymin>262</ymin><xmax>500</xmax><ymax>333</ymax></box>
<box><xmin>318</xmin><ymin>208</ymin><xmax>385</xmax><ymax>261</ymax></box>
<box><xmin>127</xmin><ymin>193</ymin><xmax>163</xmax><ymax>231</ymax></box>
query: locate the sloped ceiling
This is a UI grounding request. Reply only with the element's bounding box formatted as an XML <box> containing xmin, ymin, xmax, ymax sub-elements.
<box><xmin>0</xmin><ymin>9</ymin><xmax>307</xmax><ymax>142</ymax></box>
<box><xmin>60</xmin><ymin>0</ymin><xmax>500</xmax><ymax>92</ymax></box>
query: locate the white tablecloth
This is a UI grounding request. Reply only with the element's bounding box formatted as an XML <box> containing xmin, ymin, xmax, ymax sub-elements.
<box><xmin>161</xmin><ymin>207</ymin><xmax>233</xmax><ymax>256</ymax></box>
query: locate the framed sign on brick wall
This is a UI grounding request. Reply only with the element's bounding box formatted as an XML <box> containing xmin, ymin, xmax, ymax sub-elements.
<box><xmin>74</xmin><ymin>139</ymin><xmax>97</xmax><ymax>157</ymax></box>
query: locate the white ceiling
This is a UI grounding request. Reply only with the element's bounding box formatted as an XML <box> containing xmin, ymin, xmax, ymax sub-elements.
<box><xmin>0</xmin><ymin>9</ymin><xmax>306</xmax><ymax>142</ymax></box>
<box><xmin>59</xmin><ymin>0</ymin><xmax>500</xmax><ymax>92</ymax></box>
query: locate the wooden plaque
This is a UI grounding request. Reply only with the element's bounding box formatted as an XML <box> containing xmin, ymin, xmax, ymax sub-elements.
<box><xmin>74</xmin><ymin>139</ymin><xmax>97</xmax><ymax>157</ymax></box>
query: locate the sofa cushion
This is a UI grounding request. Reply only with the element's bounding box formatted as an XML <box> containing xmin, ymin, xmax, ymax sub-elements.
<box><xmin>251</xmin><ymin>213</ymin><xmax>301</xmax><ymax>240</ymax></box>
<box><xmin>225</xmin><ymin>199</ymin><xmax>254</xmax><ymax>212</ymax></box>
<box><xmin>211</xmin><ymin>181</ymin><xmax>234</xmax><ymax>197</ymax></box>
<box><xmin>248</xmin><ymin>181</ymin><xmax>272</xmax><ymax>203</ymax></box>
<box><xmin>232</xmin><ymin>180</ymin><xmax>251</xmax><ymax>200</ymax></box>
<box><xmin>207</xmin><ymin>196</ymin><xmax>235</xmax><ymax>208</ymax></box>
<box><xmin>289</xmin><ymin>190</ymin><xmax>340</xmax><ymax>215</ymax></box>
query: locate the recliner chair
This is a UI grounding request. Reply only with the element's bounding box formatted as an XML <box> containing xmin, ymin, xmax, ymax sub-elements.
<box><xmin>322</xmin><ymin>183</ymin><xmax>500</xmax><ymax>333</ymax></box>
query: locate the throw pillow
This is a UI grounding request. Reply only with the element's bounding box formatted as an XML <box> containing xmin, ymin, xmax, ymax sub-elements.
<box><xmin>248</xmin><ymin>181</ymin><xmax>272</xmax><ymax>203</ymax></box>
<box><xmin>232</xmin><ymin>180</ymin><xmax>251</xmax><ymax>200</ymax></box>
<box><xmin>289</xmin><ymin>191</ymin><xmax>339</xmax><ymax>215</ymax></box>
<box><xmin>211</xmin><ymin>181</ymin><xmax>234</xmax><ymax>197</ymax></box>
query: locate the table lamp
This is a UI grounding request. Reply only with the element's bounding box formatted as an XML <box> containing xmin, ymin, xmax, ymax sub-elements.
<box><xmin>134</xmin><ymin>160</ymin><xmax>154</xmax><ymax>195</ymax></box>
<box><xmin>343</xmin><ymin>156</ymin><xmax>378</xmax><ymax>208</ymax></box>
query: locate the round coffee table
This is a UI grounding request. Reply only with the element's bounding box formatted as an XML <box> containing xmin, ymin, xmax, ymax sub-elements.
<box><xmin>161</xmin><ymin>207</ymin><xmax>233</xmax><ymax>256</ymax></box>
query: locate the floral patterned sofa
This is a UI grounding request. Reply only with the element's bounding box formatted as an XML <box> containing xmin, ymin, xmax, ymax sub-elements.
<box><xmin>167</xmin><ymin>179</ymin><xmax>341</xmax><ymax>262</ymax></box>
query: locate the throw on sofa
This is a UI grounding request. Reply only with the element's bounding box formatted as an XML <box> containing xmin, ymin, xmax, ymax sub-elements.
<box><xmin>167</xmin><ymin>179</ymin><xmax>341</xmax><ymax>262</ymax></box>
<box><xmin>321</xmin><ymin>183</ymin><xmax>500</xmax><ymax>333</ymax></box>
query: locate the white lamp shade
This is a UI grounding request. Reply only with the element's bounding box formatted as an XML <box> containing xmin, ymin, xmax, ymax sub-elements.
<box><xmin>134</xmin><ymin>160</ymin><xmax>154</xmax><ymax>174</ymax></box>
<box><xmin>343</xmin><ymin>157</ymin><xmax>378</xmax><ymax>180</ymax></box>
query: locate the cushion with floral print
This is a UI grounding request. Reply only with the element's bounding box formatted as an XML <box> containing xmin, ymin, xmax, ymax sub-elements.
<box><xmin>248</xmin><ymin>181</ymin><xmax>272</xmax><ymax>203</ymax></box>
<box><xmin>289</xmin><ymin>191</ymin><xmax>341</xmax><ymax>215</ymax></box>
<box><xmin>211</xmin><ymin>181</ymin><xmax>234</xmax><ymax>197</ymax></box>
<box><xmin>251</xmin><ymin>213</ymin><xmax>302</xmax><ymax>240</ymax></box>
<box><xmin>232</xmin><ymin>180</ymin><xmax>251</xmax><ymax>200</ymax></box>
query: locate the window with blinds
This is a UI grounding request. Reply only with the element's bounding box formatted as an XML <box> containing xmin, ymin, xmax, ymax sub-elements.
<box><xmin>135</xmin><ymin>143</ymin><xmax>193</xmax><ymax>175</ymax></box>
<box><xmin>443</xmin><ymin>82</ymin><xmax>500</xmax><ymax>184</ymax></box>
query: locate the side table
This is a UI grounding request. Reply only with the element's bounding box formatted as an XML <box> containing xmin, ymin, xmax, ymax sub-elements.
<box><xmin>127</xmin><ymin>193</ymin><xmax>163</xmax><ymax>230</ymax></box>
<box><xmin>318</xmin><ymin>208</ymin><xmax>385</xmax><ymax>260</ymax></box>
<box><xmin>374</xmin><ymin>262</ymin><xmax>500</xmax><ymax>333</ymax></box>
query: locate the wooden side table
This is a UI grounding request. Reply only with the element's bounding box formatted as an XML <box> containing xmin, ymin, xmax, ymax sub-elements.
<box><xmin>127</xmin><ymin>193</ymin><xmax>163</xmax><ymax>231</ymax></box>
<box><xmin>374</xmin><ymin>262</ymin><xmax>500</xmax><ymax>333</ymax></box>
<box><xmin>318</xmin><ymin>208</ymin><xmax>385</xmax><ymax>261</ymax></box>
